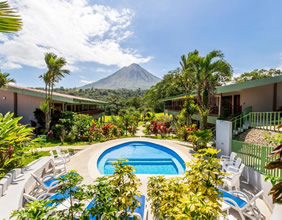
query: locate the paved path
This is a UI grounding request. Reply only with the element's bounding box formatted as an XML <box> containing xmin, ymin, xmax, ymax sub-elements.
<box><xmin>135</xmin><ymin>125</ymin><xmax>146</xmax><ymax>137</ymax></box>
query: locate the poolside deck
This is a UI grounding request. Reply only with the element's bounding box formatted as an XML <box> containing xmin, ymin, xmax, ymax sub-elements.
<box><xmin>65</xmin><ymin>137</ymin><xmax>272</xmax><ymax>220</ymax></box>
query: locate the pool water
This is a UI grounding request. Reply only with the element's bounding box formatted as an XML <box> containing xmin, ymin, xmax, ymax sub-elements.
<box><xmin>97</xmin><ymin>141</ymin><xmax>186</xmax><ymax>175</ymax></box>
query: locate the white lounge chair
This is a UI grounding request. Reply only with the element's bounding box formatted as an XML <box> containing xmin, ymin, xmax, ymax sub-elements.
<box><xmin>219</xmin><ymin>189</ymin><xmax>263</xmax><ymax>220</ymax></box>
<box><xmin>223</xmin><ymin>164</ymin><xmax>245</xmax><ymax>191</ymax></box>
<box><xmin>223</xmin><ymin>157</ymin><xmax>242</xmax><ymax>172</ymax></box>
<box><xmin>50</xmin><ymin>151</ymin><xmax>66</xmax><ymax>166</ymax></box>
<box><xmin>56</xmin><ymin>146</ymin><xmax>70</xmax><ymax>162</ymax></box>
<box><xmin>220</xmin><ymin>152</ymin><xmax>237</xmax><ymax>166</ymax></box>
<box><xmin>23</xmin><ymin>192</ymin><xmax>53</xmax><ymax>203</ymax></box>
<box><xmin>31</xmin><ymin>173</ymin><xmax>62</xmax><ymax>193</ymax></box>
<box><xmin>23</xmin><ymin>191</ymin><xmax>71</xmax><ymax>211</ymax></box>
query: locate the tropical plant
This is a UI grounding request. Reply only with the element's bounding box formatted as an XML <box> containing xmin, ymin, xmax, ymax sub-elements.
<box><xmin>84</xmin><ymin>176</ymin><xmax>117</xmax><ymax>219</ymax></box>
<box><xmin>109</xmin><ymin>159</ymin><xmax>141</xmax><ymax>218</ymax></box>
<box><xmin>182</xmin><ymin>148</ymin><xmax>225</xmax><ymax>219</ymax></box>
<box><xmin>183</xmin><ymin>50</ymin><xmax>232</xmax><ymax>129</ymax></box>
<box><xmin>147</xmin><ymin>148</ymin><xmax>225</xmax><ymax>219</ymax></box>
<box><xmin>55</xmin><ymin>171</ymin><xmax>87</xmax><ymax>219</ymax></box>
<box><xmin>39</xmin><ymin>100</ymin><xmax>50</xmax><ymax>132</ymax></box>
<box><xmin>149</xmin><ymin>120</ymin><xmax>158</xmax><ymax>136</ymax></box>
<box><xmin>188</xmin><ymin>129</ymin><xmax>213</xmax><ymax>151</ymax></box>
<box><xmin>0</xmin><ymin>112</ymin><xmax>34</xmax><ymax>177</ymax></box>
<box><xmin>10</xmin><ymin>200</ymin><xmax>56</xmax><ymax>220</ymax></box>
<box><xmin>155</xmin><ymin>114</ymin><xmax>172</xmax><ymax>128</ymax></box>
<box><xmin>0</xmin><ymin>72</ymin><xmax>15</xmax><ymax>87</ymax></box>
<box><xmin>264</xmin><ymin>124</ymin><xmax>282</xmax><ymax>204</ymax></box>
<box><xmin>148</xmin><ymin>176</ymin><xmax>185</xmax><ymax>219</ymax></box>
<box><xmin>39</xmin><ymin>53</ymin><xmax>70</xmax><ymax>132</ymax></box>
<box><xmin>0</xmin><ymin>1</ymin><xmax>22</xmax><ymax>33</ymax></box>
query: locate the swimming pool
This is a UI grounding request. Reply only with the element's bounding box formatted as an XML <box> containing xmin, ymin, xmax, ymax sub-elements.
<box><xmin>97</xmin><ymin>141</ymin><xmax>186</xmax><ymax>175</ymax></box>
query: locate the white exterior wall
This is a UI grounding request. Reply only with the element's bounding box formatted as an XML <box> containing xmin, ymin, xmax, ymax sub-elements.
<box><xmin>240</xmin><ymin>84</ymin><xmax>273</xmax><ymax>112</ymax></box>
<box><xmin>17</xmin><ymin>93</ymin><xmax>43</xmax><ymax>124</ymax></box>
<box><xmin>0</xmin><ymin>90</ymin><xmax>14</xmax><ymax>114</ymax></box>
<box><xmin>0</xmin><ymin>90</ymin><xmax>44</xmax><ymax>124</ymax></box>
<box><xmin>221</xmin><ymin>82</ymin><xmax>282</xmax><ymax>112</ymax></box>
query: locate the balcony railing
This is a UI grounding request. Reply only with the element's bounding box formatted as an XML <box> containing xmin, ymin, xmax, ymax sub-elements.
<box><xmin>76</xmin><ymin>109</ymin><xmax>104</xmax><ymax>115</ymax></box>
<box><xmin>209</xmin><ymin>106</ymin><xmax>219</xmax><ymax>115</ymax></box>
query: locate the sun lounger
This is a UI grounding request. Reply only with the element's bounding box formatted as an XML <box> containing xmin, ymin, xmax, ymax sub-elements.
<box><xmin>218</xmin><ymin>189</ymin><xmax>263</xmax><ymax>220</ymax></box>
<box><xmin>31</xmin><ymin>173</ymin><xmax>62</xmax><ymax>193</ymax></box>
<box><xmin>56</xmin><ymin>146</ymin><xmax>70</xmax><ymax>162</ymax></box>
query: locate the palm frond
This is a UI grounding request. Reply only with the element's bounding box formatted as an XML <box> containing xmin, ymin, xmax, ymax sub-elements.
<box><xmin>0</xmin><ymin>1</ymin><xmax>22</xmax><ymax>33</ymax></box>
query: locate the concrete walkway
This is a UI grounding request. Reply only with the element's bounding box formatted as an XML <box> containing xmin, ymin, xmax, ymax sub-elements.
<box><xmin>135</xmin><ymin>125</ymin><xmax>146</xmax><ymax>137</ymax></box>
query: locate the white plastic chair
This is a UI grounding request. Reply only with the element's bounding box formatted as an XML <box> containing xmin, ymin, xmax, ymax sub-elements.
<box><xmin>220</xmin><ymin>152</ymin><xmax>237</xmax><ymax>166</ymax></box>
<box><xmin>50</xmin><ymin>151</ymin><xmax>66</xmax><ymax>165</ymax></box>
<box><xmin>223</xmin><ymin>164</ymin><xmax>245</xmax><ymax>191</ymax></box>
<box><xmin>223</xmin><ymin>158</ymin><xmax>242</xmax><ymax>172</ymax></box>
<box><xmin>221</xmin><ymin>189</ymin><xmax>263</xmax><ymax>220</ymax></box>
<box><xmin>23</xmin><ymin>192</ymin><xmax>54</xmax><ymax>203</ymax></box>
<box><xmin>31</xmin><ymin>173</ymin><xmax>62</xmax><ymax>193</ymax></box>
<box><xmin>56</xmin><ymin>146</ymin><xmax>70</xmax><ymax>162</ymax></box>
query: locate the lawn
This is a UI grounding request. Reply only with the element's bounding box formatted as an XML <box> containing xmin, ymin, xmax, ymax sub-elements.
<box><xmin>39</xmin><ymin>139</ymin><xmax>92</xmax><ymax>148</ymax></box>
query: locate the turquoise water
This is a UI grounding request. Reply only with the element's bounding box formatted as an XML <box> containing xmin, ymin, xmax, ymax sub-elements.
<box><xmin>97</xmin><ymin>141</ymin><xmax>185</xmax><ymax>175</ymax></box>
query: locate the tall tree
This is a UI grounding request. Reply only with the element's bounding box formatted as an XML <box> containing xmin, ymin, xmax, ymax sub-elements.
<box><xmin>0</xmin><ymin>72</ymin><xmax>14</xmax><ymax>87</ymax></box>
<box><xmin>234</xmin><ymin>68</ymin><xmax>282</xmax><ymax>83</ymax></box>
<box><xmin>0</xmin><ymin>1</ymin><xmax>22</xmax><ymax>33</ymax></box>
<box><xmin>39</xmin><ymin>53</ymin><xmax>70</xmax><ymax>131</ymax></box>
<box><xmin>188</xmin><ymin>50</ymin><xmax>232</xmax><ymax>129</ymax></box>
<box><xmin>180</xmin><ymin>50</ymin><xmax>199</xmax><ymax>125</ymax></box>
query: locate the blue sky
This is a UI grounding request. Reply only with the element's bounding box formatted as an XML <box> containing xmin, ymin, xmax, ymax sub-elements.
<box><xmin>1</xmin><ymin>0</ymin><xmax>282</xmax><ymax>88</ymax></box>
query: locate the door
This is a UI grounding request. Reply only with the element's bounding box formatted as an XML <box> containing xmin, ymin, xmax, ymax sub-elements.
<box><xmin>234</xmin><ymin>95</ymin><xmax>241</xmax><ymax>114</ymax></box>
<box><xmin>222</xmin><ymin>96</ymin><xmax>232</xmax><ymax>115</ymax></box>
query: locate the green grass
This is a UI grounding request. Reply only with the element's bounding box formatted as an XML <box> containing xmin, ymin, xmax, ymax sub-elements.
<box><xmin>39</xmin><ymin>139</ymin><xmax>92</xmax><ymax>148</ymax></box>
<box><xmin>22</xmin><ymin>151</ymin><xmax>50</xmax><ymax>166</ymax></box>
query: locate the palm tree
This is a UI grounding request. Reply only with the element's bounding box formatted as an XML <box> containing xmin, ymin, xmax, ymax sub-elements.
<box><xmin>188</xmin><ymin>50</ymin><xmax>232</xmax><ymax>129</ymax></box>
<box><xmin>0</xmin><ymin>72</ymin><xmax>15</xmax><ymax>87</ymax></box>
<box><xmin>0</xmin><ymin>1</ymin><xmax>22</xmax><ymax>33</ymax></box>
<box><xmin>43</xmin><ymin>53</ymin><xmax>70</xmax><ymax>99</ymax></box>
<box><xmin>39</xmin><ymin>53</ymin><xmax>70</xmax><ymax>131</ymax></box>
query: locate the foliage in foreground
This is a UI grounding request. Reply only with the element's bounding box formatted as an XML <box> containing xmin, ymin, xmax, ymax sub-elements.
<box><xmin>148</xmin><ymin>148</ymin><xmax>225</xmax><ymax>219</ymax></box>
<box><xmin>11</xmin><ymin>159</ymin><xmax>141</xmax><ymax>219</ymax></box>
<box><xmin>265</xmin><ymin>124</ymin><xmax>282</xmax><ymax>204</ymax></box>
<box><xmin>0</xmin><ymin>112</ymin><xmax>36</xmax><ymax>178</ymax></box>
<box><xmin>0</xmin><ymin>1</ymin><xmax>22</xmax><ymax>33</ymax></box>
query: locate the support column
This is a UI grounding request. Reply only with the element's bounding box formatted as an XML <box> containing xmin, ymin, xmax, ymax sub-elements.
<box><xmin>273</xmin><ymin>83</ymin><xmax>277</xmax><ymax>111</ymax></box>
<box><xmin>218</xmin><ymin>94</ymin><xmax>222</xmax><ymax>116</ymax></box>
<box><xmin>231</xmin><ymin>95</ymin><xmax>234</xmax><ymax>115</ymax></box>
<box><xmin>13</xmin><ymin>92</ymin><xmax>18</xmax><ymax>117</ymax></box>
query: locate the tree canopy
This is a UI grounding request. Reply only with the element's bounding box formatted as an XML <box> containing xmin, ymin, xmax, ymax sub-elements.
<box><xmin>234</xmin><ymin>68</ymin><xmax>282</xmax><ymax>83</ymax></box>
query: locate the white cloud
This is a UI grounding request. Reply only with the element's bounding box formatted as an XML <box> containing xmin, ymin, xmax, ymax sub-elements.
<box><xmin>80</xmin><ymin>79</ymin><xmax>94</xmax><ymax>84</ymax></box>
<box><xmin>96</xmin><ymin>67</ymin><xmax>112</xmax><ymax>73</ymax></box>
<box><xmin>0</xmin><ymin>0</ymin><xmax>152</xmax><ymax>70</ymax></box>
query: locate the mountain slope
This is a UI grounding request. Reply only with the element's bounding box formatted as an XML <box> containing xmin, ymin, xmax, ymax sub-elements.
<box><xmin>80</xmin><ymin>63</ymin><xmax>161</xmax><ymax>90</ymax></box>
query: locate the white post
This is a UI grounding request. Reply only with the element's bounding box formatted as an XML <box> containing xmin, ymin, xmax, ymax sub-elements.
<box><xmin>216</xmin><ymin>120</ymin><xmax>232</xmax><ymax>157</ymax></box>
